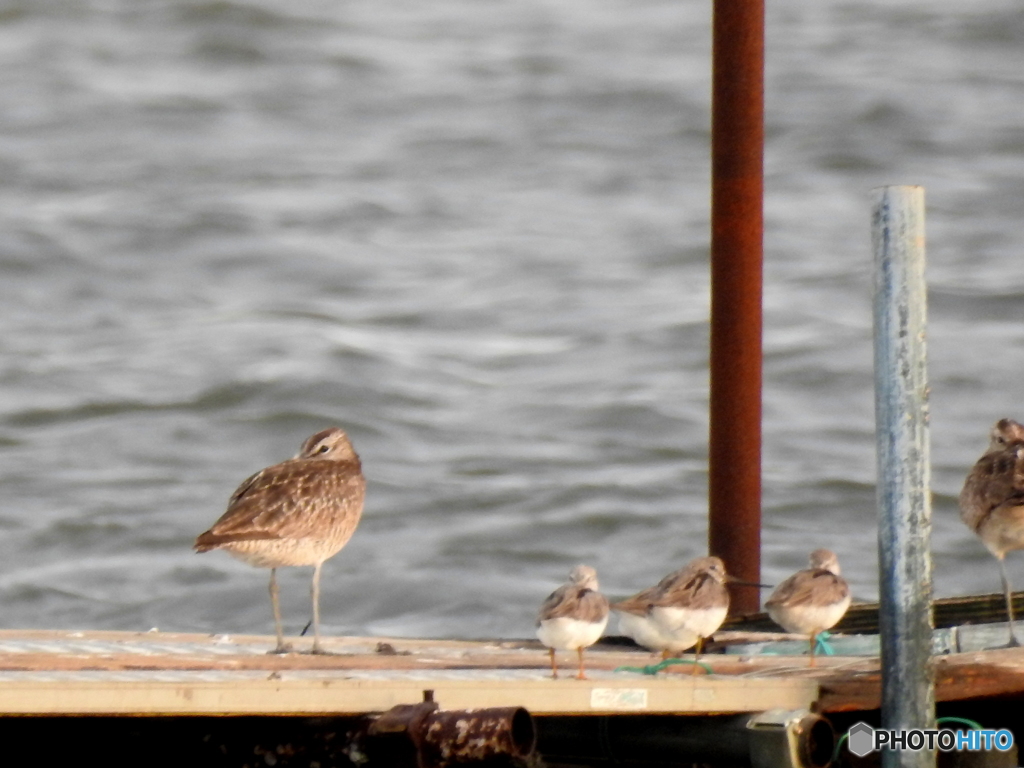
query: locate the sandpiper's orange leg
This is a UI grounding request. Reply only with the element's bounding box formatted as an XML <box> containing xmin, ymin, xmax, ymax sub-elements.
<box><xmin>808</xmin><ymin>633</ymin><xmax>817</xmax><ymax>668</ymax></box>
<box><xmin>691</xmin><ymin>636</ymin><xmax>704</xmax><ymax>675</ymax></box>
<box><xmin>549</xmin><ymin>648</ymin><xmax>558</xmax><ymax>679</ymax></box>
<box><xmin>576</xmin><ymin>648</ymin><xmax>587</xmax><ymax>680</ymax></box>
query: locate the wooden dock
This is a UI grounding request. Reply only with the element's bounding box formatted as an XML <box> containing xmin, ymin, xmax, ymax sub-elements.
<box><xmin>0</xmin><ymin>629</ymin><xmax>823</xmax><ymax>716</ymax></box>
<box><xmin>1</xmin><ymin>628</ymin><xmax>1023</xmax><ymax>766</ymax></box>
<box><xmin>4</xmin><ymin>627</ymin><xmax>1024</xmax><ymax>716</ymax></box>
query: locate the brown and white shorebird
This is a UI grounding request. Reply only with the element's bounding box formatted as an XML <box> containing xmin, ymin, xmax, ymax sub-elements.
<box><xmin>195</xmin><ymin>427</ymin><xmax>365</xmax><ymax>654</ymax></box>
<box><xmin>536</xmin><ymin>565</ymin><xmax>610</xmax><ymax>680</ymax></box>
<box><xmin>959</xmin><ymin>418</ymin><xmax>1024</xmax><ymax>647</ymax></box>
<box><xmin>612</xmin><ymin>584</ymin><xmax>699</xmax><ymax>659</ymax></box>
<box><xmin>647</xmin><ymin>556</ymin><xmax>731</xmax><ymax>670</ymax></box>
<box><xmin>765</xmin><ymin>549</ymin><xmax>851</xmax><ymax>666</ymax></box>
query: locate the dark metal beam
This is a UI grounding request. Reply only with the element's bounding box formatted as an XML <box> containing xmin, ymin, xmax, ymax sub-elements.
<box><xmin>708</xmin><ymin>0</ymin><xmax>765</xmax><ymax>614</ymax></box>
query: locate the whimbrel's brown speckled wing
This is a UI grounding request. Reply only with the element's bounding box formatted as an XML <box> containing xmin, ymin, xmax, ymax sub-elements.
<box><xmin>960</xmin><ymin>446</ymin><xmax>1024</xmax><ymax>533</ymax></box>
<box><xmin>201</xmin><ymin>459</ymin><xmax>365</xmax><ymax>545</ymax></box>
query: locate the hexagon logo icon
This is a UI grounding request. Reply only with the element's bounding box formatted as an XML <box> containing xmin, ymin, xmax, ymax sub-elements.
<box><xmin>848</xmin><ymin>722</ymin><xmax>875</xmax><ymax>757</ymax></box>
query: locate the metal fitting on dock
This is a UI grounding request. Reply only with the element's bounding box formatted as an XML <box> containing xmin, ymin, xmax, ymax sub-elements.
<box><xmin>349</xmin><ymin>691</ymin><xmax>538</xmax><ymax>768</ymax></box>
<box><xmin>746</xmin><ymin>709</ymin><xmax>834</xmax><ymax>768</ymax></box>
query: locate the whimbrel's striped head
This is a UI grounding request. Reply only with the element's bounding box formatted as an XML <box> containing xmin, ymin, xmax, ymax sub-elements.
<box><xmin>988</xmin><ymin>418</ymin><xmax>1024</xmax><ymax>453</ymax></box>
<box><xmin>296</xmin><ymin>427</ymin><xmax>359</xmax><ymax>462</ymax></box>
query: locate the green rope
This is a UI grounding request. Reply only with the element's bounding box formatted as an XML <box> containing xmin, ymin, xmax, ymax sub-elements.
<box><xmin>614</xmin><ymin>657</ymin><xmax>713</xmax><ymax>675</ymax></box>
<box><xmin>814</xmin><ymin>630</ymin><xmax>836</xmax><ymax>656</ymax></box>
<box><xmin>832</xmin><ymin>732</ymin><xmax>849</xmax><ymax>764</ymax></box>
<box><xmin>756</xmin><ymin>630</ymin><xmax>837</xmax><ymax>657</ymax></box>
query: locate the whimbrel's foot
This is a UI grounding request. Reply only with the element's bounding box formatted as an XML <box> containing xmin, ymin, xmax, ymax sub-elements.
<box><xmin>267</xmin><ymin>642</ymin><xmax>295</xmax><ymax>655</ymax></box>
<box><xmin>306</xmin><ymin>645</ymin><xmax>338</xmax><ymax>655</ymax></box>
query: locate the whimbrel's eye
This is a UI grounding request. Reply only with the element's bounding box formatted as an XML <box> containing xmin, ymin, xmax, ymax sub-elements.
<box><xmin>317</xmin><ymin>444</ymin><xmax>330</xmax><ymax>454</ymax></box>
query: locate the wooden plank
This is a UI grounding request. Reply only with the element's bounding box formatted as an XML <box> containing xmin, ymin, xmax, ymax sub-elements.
<box><xmin>6</xmin><ymin>629</ymin><xmax>1024</xmax><ymax>717</ymax></box>
<box><xmin>0</xmin><ymin>671</ymin><xmax>819</xmax><ymax>716</ymax></box>
<box><xmin>0</xmin><ymin>630</ymin><xmax>817</xmax><ymax>716</ymax></box>
<box><xmin>817</xmin><ymin>648</ymin><xmax>1024</xmax><ymax>712</ymax></box>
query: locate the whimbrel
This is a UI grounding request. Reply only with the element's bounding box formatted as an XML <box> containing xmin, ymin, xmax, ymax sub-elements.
<box><xmin>959</xmin><ymin>418</ymin><xmax>1024</xmax><ymax>647</ymax></box>
<box><xmin>195</xmin><ymin>427</ymin><xmax>365</xmax><ymax>654</ymax></box>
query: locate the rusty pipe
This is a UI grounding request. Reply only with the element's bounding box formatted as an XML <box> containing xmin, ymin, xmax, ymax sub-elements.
<box><xmin>708</xmin><ymin>0</ymin><xmax>765</xmax><ymax>614</ymax></box>
<box><xmin>420</xmin><ymin>708</ymin><xmax>536</xmax><ymax>767</ymax></box>
<box><xmin>354</xmin><ymin>701</ymin><xmax>536</xmax><ymax>768</ymax></box>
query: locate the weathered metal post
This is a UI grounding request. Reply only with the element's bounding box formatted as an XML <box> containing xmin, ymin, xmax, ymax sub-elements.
<box><xmin>871</xmin><ymin>185</ymin><xmax>935</xmax><ymax>768</ymax></box>
<box><xmin>708</xmin><ymin>0</ymin><xmax>765</xmax><ymax>614</ymax></box>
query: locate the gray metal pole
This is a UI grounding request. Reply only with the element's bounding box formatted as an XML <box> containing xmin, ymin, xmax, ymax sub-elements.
<box><xmin>872</xmin><ymin>185</ymin><xmax>935</xmax><ymax>768</ymax></box>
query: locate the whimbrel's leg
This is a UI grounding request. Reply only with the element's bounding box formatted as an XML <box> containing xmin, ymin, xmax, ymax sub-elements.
<box><xmin>310</xmin><ymin>562</ymin><xmax>325</xmax><ymax>654</ymax></box>
<box><xmin>808</xmin><ymin>632</ymin><xmax>817</xmax><ymax>668</ymax></box>
<box><xmin>549</xmin><ymin>648</ymin><xmax>558</xmax><ymax>679</ymax></box>
<box><xmin>998</xmin><ymin>557</ymin><xmax>1021</xmax><ymax>647</ymax></box>
<box><xmin>268</xmin><ymin>568</ymin><xmax>289</xmax><ymax>654</ymax></box>
<box><xmin>576</xmin><ymin>648</ymin><xmax>587</xmax><ymax>681</ymax></box>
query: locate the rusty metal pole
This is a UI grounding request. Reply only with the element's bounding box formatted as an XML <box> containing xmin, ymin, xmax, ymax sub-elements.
<box><xmin>708</xmin><ymin>0</ymin><xmax>765</xmax><ymax>614</ymax></box>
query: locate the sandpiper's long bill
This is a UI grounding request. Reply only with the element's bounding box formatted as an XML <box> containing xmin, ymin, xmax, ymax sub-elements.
<box><xmin>536</xmin><ymin>564</ymin><xmax>610</xmax><ymax>680</ymax></box>
<box><xmin>765</xmin><ymin>548</ymin><xmax>851</xmax><ymax>666</ymax></box>
<box><xmin>959</xmin><ymin>418</ymin><xmax>1024</xmax><ymax>647</ymax></box>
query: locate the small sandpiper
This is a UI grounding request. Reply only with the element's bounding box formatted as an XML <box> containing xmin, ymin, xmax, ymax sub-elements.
<box><xmin>647</xmin><ymin>556</ymin><xmax>731</xmax><ymax>670</ymax></box>
<box><xmin>959</xmin><ymin>418</ymin><xmax>1024</xmax><ymax>647</ymax></box>
<box><xmin>195</xmin><ymin>427</ymin><xmax>365</xmax><ymax>654</ymax></box>
<box><xmin>536</xmin><ymin>565</ymin><xmax>610</xmax><ymax>680</ymax></box>
<box><xmin>765</xmin><ymin>549</ymin><xmax>851</xmax><ymax>666</ymax></box>
<box><xmin>612</xmin><ymin>584</ymin><xmax>698</xmax><ymax>659</ymax></box>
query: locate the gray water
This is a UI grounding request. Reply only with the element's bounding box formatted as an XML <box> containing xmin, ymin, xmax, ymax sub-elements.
<box><xmin>1</xmin><ymin>0</ymin><xmax>1023</xmax><ymax>640</ymax></box>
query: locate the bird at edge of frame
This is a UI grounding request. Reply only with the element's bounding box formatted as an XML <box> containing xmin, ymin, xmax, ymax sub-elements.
<box><xmin>536</xmin><ymin>565</ymin><xmax>610</xmax><ymax>680</ymax></box>
<box><xmin>195</xmin><ymin>427</ymin><xmax>365</xmax><ymax>655</ymax></box>
<box><xmin>959</xmin><ymin>417</ymin><xmax>1024</xmax><ymax>648</ymax></box>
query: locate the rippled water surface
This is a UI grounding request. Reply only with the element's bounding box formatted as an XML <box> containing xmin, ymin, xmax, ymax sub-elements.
<box><xmin>1</xmin><ymin>0</ymin><xmax>1024</xmax><ymax>639</ymax></box>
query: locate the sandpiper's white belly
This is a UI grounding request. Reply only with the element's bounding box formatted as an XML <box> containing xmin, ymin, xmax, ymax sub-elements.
<box><xmin>537</xmin><ymin>615</ymin><xmax>608</xmax><ymax>650</ymax></box>
<box><xmin>767</xmin><ymin>596</ymin><xmax>851</xmax><ymax>636</ymax></box>
<box><xmin>618</xmin><ymin>612</ymin><xmax>697</xmax><ymax>653</ymax></box>
<box><xmin>650</xmin><ymin>605</ymin><xmax>728</xmax><ymax>640</ymax></box>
